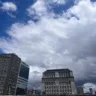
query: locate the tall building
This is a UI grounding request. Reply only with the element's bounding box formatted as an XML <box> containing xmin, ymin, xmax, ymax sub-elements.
<box><xmin>95</xmin><ymin>91</ymin><xmax>96</xmax><ymax>95</ymax></box>
<box><xmin>89</xmin><ymin>88</ymin><xmax>93</xmax><ymax>95</ymax></box>
<box><xmin>16</xmin><ymin>61</ymin><xmax>29</xmax><ymax>95</ymax></box>
<box><xmin>42</xmin><ymin>69</ymin><xmax>77</xmax><ymax>95</ymax></box>
<box><xmin>0</xmin><ymin>53</ymin><xmax>29</xmax><ymax>95</ymax></box>
<box><xmin>77</xmin><ymin>87</ymin><xmax>84</xmax><ymax>95</ymax></box>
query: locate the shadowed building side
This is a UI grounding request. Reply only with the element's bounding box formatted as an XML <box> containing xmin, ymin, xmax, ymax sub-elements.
<box><xmin>16</xmin><ymin>61</ymin><xmax>29</xmax><ymax>95</ymax></box>
<box><xmin>0</xmin><ymin>53</ymin><xmax>29</xmax><ymax>95</ymax></box>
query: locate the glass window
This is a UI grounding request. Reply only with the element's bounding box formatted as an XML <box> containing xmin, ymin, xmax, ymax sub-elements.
<box><xmin>19</xmin><ymin>64</ymin><xmax>29</xmax><ymax>79</ymax></box>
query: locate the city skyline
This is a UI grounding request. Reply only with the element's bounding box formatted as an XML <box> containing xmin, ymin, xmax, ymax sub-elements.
<box><xmin>0</xmin><ymin>53</ymin><xmax>96</xmax><ymax>95</ymax></box>
<box><xmin>0</xmin><ymin>0</ymin><xmax>96</xmax><ymax>93</ymax></box>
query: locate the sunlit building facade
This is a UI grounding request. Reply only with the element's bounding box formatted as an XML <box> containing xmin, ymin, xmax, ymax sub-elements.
<box><xmin>42</xmin><ymin>69</ymin><xmax>77</xmax><ymax>95</ymax></box>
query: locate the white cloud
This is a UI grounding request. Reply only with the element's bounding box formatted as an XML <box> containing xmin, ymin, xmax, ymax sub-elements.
<box><xmin>27</xmin><ymin>0</ymin><xmax>47</xmax><ymax>17</ymax></box>
<box><xmin>45</xmin><ymin>0</ymin><xmax>67</xmax><ymax>5</ymax></box>
<box><xmin>1</xmin><ymin>2</ymin><xmax>17</xmax><ymax>12</ymax></box>
<box><xmin>50</xmin><ymin>0</ymin><xmax>67</xmax><ymax>4</ymax></box>
<box><xmin>83</xmin><ymin>83</ymin><xmax>96</xmax><ymax>93</ymax></box>
<box><xmin>7</xmin><ymin>12</ymin><xmax>16</xmax><ymax>18</ymax></box>
<box><xmin>67</xmin><ymin>0</ymin><xmax>96</xmax><ymax>20</ymax></box>
<box><xmin>27</xmin><ymin>0</ymin><xmax>67</xmax><ymax>18</ymax></box>
<box><xmin>1</xmin><ymin>0</ymin><xmax>96</xmax><ymax>88</ymax></box>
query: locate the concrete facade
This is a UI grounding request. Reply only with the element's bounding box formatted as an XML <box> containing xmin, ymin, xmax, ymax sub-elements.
<box><xmin>0</xmin><ymin>53</ymin><xmax>29</xmax><ymax>95</ymax></box>
<box><xmin>42</xmin><ymin>69</ymin><xmax>77</xmax><ymax>95</ymax></box>
<box><xmin>77</xmin><ymin>87</ymin><xmax>84</xmax><ymax>95</ymax></box>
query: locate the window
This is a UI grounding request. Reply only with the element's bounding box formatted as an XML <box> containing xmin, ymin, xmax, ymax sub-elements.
<box><xmin>19</xmin><ymin>64</ymin><xmax>29</xmax><ymax>79</ymax></box>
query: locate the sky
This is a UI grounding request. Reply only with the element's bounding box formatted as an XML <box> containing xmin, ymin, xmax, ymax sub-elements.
<box><xmin>0</xmin><ymin>0</ymin><xmax>96</xmax><ymax>92</ymax></box>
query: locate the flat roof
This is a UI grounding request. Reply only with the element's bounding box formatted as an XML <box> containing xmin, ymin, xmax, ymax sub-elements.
<box><xmin>44</xmin><ymin>68</ymin><xmax>72</xmax><ymax>73</ymax></box>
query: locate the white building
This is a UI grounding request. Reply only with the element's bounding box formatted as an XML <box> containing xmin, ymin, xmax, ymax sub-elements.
<box><xmin>42</xmin><ymin>69</ymin><xmax>77</xmax><ymax>95</ymax></box>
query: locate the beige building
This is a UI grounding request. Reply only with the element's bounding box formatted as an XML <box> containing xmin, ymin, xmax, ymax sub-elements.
<box><xmin>42</xmin><ymin>69</ymin><xmax>77</xmax><ymax>95</ymax></box>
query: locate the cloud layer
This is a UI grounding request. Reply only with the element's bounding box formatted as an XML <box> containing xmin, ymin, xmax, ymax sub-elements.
<box><xmin>0</xmin><ymin>0</ymin><xmax>96</xmax><ymax>90</ymax></box>
<box><xmin>1</xmin><ymin>2</ymin><xmax>17</xmax><ymax>12</ymax></box>
<box><xmin>46</xmin><ymin>0</ymin><xmax>67</xmax><ymax>4</ymax></box>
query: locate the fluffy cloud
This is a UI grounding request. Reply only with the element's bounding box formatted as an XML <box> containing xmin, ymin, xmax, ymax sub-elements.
<box><xmin>1</xmin><ymin>2</ymin><xmax>17</xmax><ymax>12</ymax></box>
<box><xmin>46</xmin><ymin>0</ymin><xmax>67</xmax><ymax>4</ymax></box>
<box><xmin>68</xmin><ymin>0</ymin><xmax>96</xmax><ymax>19</ymax></box>
<box><xmin>0</xmin><ymin>0</ymin><xmax>96</xmax><ymax>90</ymax></box>
<box><xmin>27</xmin><ymin>0</ymin><xmax>47</xmax><ymax>17</ymax></box>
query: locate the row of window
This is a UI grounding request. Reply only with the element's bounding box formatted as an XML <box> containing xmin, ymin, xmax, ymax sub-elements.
<box><xmin>0</xmin><ymin>60</ymin><xmax>9</xmax><ymax>63</ymax></box>
<box><xmin>0</xmin><ymin>70</ymin><xmax>7</xmax><ymax>72</ymax></box>
<box><xmin>0</xmin><ymin>63</ymin><xmax>8</xmax><ymax>66</ymax></box>
<box><xmin>44</xmin><ymin>82</ymin><xmax>71</xmax><ymax>85</ymax></box>
<box><xmin>45</xmin><ymin>88</ymin><xmax>72</xmax><ymax>92</ymax></box>
<box><xmin>44</xmin><ymin>72</ymin><xmax>71</xmax><ymax>78</ymax></box>
<box><xmin>0</xmin><ymin>77</ymin><xmax>6</xmax><ymax>81</ymax></box>
<box><xmin>0</xmin><ymin>66</ymin><xmax>8</xmax><ymax>71</ymax></box>
<box><xmin>43</xmin><ymin>75</ymin><xmax>70</xmax><ymax>78</ymax></box>
<box><xmin>45</xmin><ymin>86</ymin><xmax>71</xmax><ymax>89</ymax></box>
<box><xmin>0</xmin><ymin>73</ymin><xmax>7</xmax><ymax>77</ymax></box>
<box><xmin>45</xmin><ymin>89</ymin><xmax>72</xmax><ymax>93</ymax></box>
<box><xmin>0</xmin><ymin>54</ymin><xmax>11</xmax><ymax>58</ymax></box>
<box><xmin>43</xmin><ymin>79</ymin><xmax>71</xmax><ymax>82</ymax></box>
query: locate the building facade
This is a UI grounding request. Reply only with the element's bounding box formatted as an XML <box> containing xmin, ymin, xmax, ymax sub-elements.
<box><xmin>77</xmin><ymin>87</ymin><xmax>84</xmax><ymax>95</ymax></box>
<box><xmin>42</xmin><ymin>69</ymin><xmax>77</xmax><ymax>95</ymax></box>
<box><xmin>0</xmin><ymin>53</ymin><xmax>29</xmax><ymax>95</ymax></box>
<box><xmin>89</xmin><ymin>88</ymin><xmax>93</xmax><ymax>95</ymax></box>
<box><xmin>16</xmin><ymin>61</ymin><xmax>29</xmax><ymax>95</ymax></box>
<box><xmin>95</xmin><ymin>91</ymin><xmax>96</xmax><ymax>95</ymax></box>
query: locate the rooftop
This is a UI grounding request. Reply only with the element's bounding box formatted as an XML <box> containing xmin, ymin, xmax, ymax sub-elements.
<box><xmin>0</xmin><ymin>53</ymin><xmax>19</xmax><ymax>57</ymax></box>
<box><xmin>44</xmin><ymin>68</ymin><xmax>72</xmax><ymax>73</ymax></box>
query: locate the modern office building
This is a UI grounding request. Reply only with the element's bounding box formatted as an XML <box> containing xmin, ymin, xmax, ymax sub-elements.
<box><xmin>42</xmin><ymin>69</ymin><xmax>77</xmax><ymax>95</ymax></box>
<box><xmin>16</xmin><ymin>61</ymin><xmax>29</xmax><ymax>95</ymax></box>
<box><xmin>0</xmin><ymin>53</ymin><xmax>29</xmax><ymax>95</ymax></box>
<box><xmin>77</xmin><ymin>87</ymin><xmax>84</xmax><ymax>95</ymax></box>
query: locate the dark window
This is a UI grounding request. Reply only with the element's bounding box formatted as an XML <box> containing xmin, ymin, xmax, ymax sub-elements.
<box><xmin>16</xmin><ymin>88</ymin><xmax>26</xmax><ymax>95</ymax></box>
<box><xmin>19</xmin><ymin>64</ymin><xmax>29</xmax><ymax>79</ymax></box>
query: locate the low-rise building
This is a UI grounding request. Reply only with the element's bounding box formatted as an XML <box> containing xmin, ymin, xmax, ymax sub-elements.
<box><xmin>77</xmin><ymin>87</ymin><xmax>84</xmax><ymax>95</ymax></box>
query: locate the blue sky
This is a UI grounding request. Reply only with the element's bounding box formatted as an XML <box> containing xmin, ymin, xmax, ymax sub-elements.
<box><xmin>0</xmin><ymin>0</ymin><xmax>96</xmax><ymax>91</ymax></box>
<box><xmin>0</xmin><ymin>0</ymin><xmax>35</xmax><ymax>37</ymax></box>
<box><xmin>0</xmin><ymin>0</ymin><xmax>76</xmax><ymax>37</ymax></box>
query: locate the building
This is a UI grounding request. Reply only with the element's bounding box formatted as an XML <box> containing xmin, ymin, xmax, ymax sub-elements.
<box><xmin>95</xmin><ymin>91</ymin><xmax>96</xmax><ymax>95</ymax></box>
<box><xmin>16</xmin><ymin>61</ymin><xmax>29</xmax><ymax>95</ymax></box>
<box><xmin>26</xmin><ymin>89</ymin><xmax>41</xmax><ymax>96</ymax></box>
<box><xmin>89</xmin><ymin>88</ymin><xmax>93</xmax><ymax>95</ymax></box>
<box><xmin>42</xmin><ymin>69</ymin><xmax>77</xmax><ymax>95</ymax></box>
<box><xmin>0</xmin><ymin>53</ymin><xmax>29</xmax><ymax>95</ymax></box>
<box><xmin>84</xmin><ymin>92</ymin><xmax>90</xmax><ymax>95</ymax></box>
<box><xmin>77</xmin><ymin>87</ymin><xmax>84</xmax><ymax>95</ymax></box>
